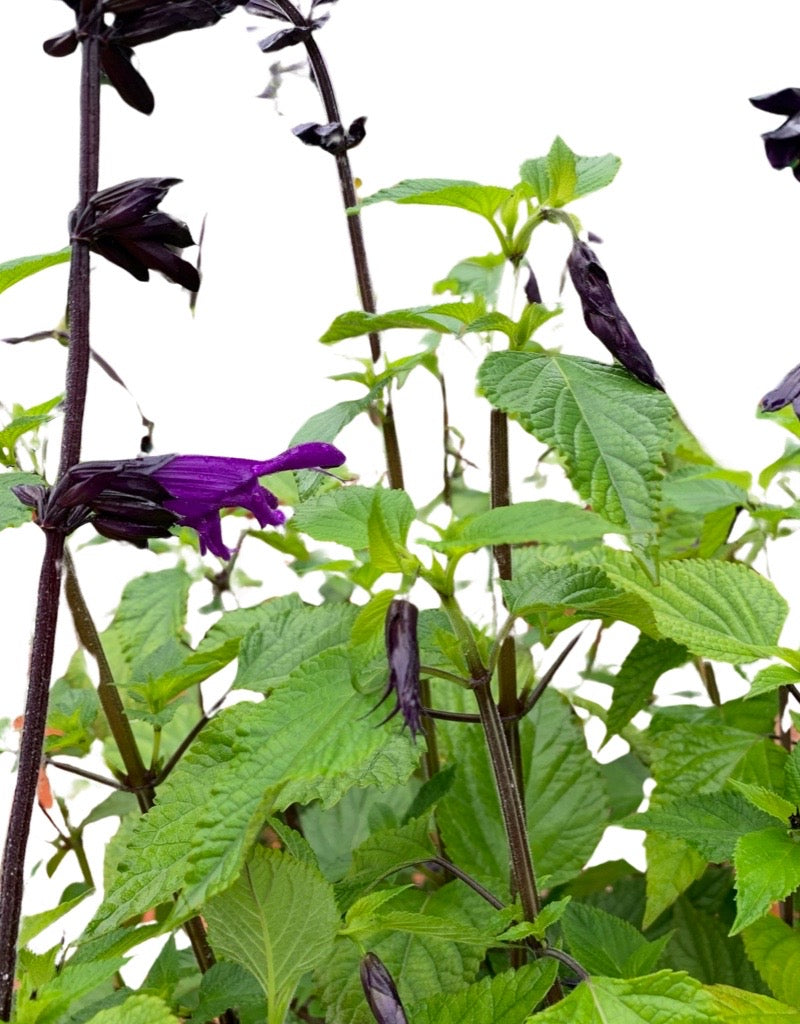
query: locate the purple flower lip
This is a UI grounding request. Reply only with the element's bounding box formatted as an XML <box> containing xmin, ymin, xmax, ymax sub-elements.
<box><xmin>750</xmin><ymin>88</ymin><xmax>800</xmax><ymax>179</ymax></box>
<box><xmin>12</xmin><ymin>442</ymin><xmax>346</xmax><ymax>559</ymax></box>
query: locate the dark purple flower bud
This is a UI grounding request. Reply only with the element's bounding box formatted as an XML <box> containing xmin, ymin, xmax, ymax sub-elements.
<box><xmin>11</xmin><ymin>442</ymin><xmax>346</xmax><ymax>559</ymax></box>
<box><xmin>524</xmin><ymin>263</ymin><xmax>542</xmax><ymax>305</ymax></box>
<box><xmin>293</xmin><ymin>117</ymin><xmax>367</xmax><ymax>156</ymax></box>
<box><xmin>105</xmin><ymin>0</ymin><xmax>247</xmax><ymax>48</ymax></box>
<box><xmin>70</xmin><ymin>178</ymin><xmax>200</xmax><ymax>290</ymax></box>
<box><xmin>567</xmin><ymin>239</ymin><xmax>664</xmax><ymax>391</ymax></box>
<box><xmin>369</xmin><ymin>600</ymin><xmax>422</xmax><ymax>741</ymax></box>
<box><xmin>750</xmin><ymin>88</ymin><xmax>800</xmax><ymax>179</ymax></box>
<box><xmin>360</xmin><ymin>953</ymin><xmax>408</xmax><ymax>1024</ymax></box>
<box><xmin>760</xmin><ymin>362</ymin><xmax>800</xmax><ymax>417</ymax></box>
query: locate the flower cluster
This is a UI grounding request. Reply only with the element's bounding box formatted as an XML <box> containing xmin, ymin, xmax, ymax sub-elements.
<box><xmin>750</xmin><ymin>88</ymin><xmax>800</xmax><ymax>179</ymax></box>
<box><xmin>70</xmin><ymin>178</ymin><xmax>200</xmax><ymax>289</ymax></box>
<box><xmin>293</xmin><ymin>117</ymin><xmax>367</xmax><ymax>156</ymax></box>
<box><xmin>370</xmin><ymin>600</ymin><xmax>422</xmax><ymax>740</ymax></box>
<box><xmin>359</xmin><ymin>953</ymin><xmax>408</xmax><ymax>1024</ymax></box>
<box><xmin>567</xmin><ymin>238</ymin><xmax>664</xmax><ymax>391</ymax></box>
<box><xmin>12</xmin><ymin>442</ymin><xmax>345</xmax><ymax>560</ymax></box>
<box><xmin>44</xmin><ymin>0</ymin><xmax>246</xmax><ymax>114</ymax></box>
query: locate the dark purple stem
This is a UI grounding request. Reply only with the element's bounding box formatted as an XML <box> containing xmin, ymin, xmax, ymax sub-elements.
<box><xmin>0</xmin><ymin>13</ymin><xmax>100</xmax><ymax>1015</ymax></box>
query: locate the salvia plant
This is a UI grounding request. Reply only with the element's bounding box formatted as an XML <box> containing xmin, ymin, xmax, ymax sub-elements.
<box><xmin>4</xmin><ymin>4</ymin><xmax>800</xmax><ymax>1024</ymax></box>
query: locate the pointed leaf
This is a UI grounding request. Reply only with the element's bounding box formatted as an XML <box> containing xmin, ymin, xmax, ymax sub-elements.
<box><xmin>743</xmin><ymin>914</ymin><xmax>800</xmax><ymax>1007</ymax></box>
<box><xmin>408</xmin><ymin>961</ymin><xmax>557</xmax><ymax>1024</ymax></box>
<box><xmin>732</xmin><ymin>827</ymin><xmax>800</xmax><ymax>933</ymax></box>
<box><xmin>0</xmin><ymin>247</ymin><xmax>70</xmax><ymax>295</ymax></box>
<box><xmin>356</xmin><ymin>179</ymin><xmax>511</xmax><ymax>219</ymax></box>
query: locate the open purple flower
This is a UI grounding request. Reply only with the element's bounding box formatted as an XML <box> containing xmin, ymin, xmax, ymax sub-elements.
<box><xmin>70</xmin><ymin>178</ymin><xmax>200</xmax><ymax>290</ymax></box>
<box><xmin>760</xmin><ymin>361</ymin><xmax>800</xmax><ymax>417</ymax></box>
<box><xmin>567</xmin><ymin>238</ymin><xmax>664</xmax><ymax>391</ymax></box>
<box><xmin>370</xmin><ymin>600</ymin><xmax>422</xmax><ymax>741</ymax></box>
<box><xmin>12</xmin><ymin>442</ymin><xmax>345</xmax><ymax>559</ymax></box>
<box><xmin>750</xmin><ymin>88</ymin><xmax>800</xmax><ymax>179</ymax></box>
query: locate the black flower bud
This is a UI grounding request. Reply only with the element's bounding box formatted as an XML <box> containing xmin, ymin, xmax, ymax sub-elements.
<box><xmin>293</xmin><ymin>116</ymin><xmax>367</xmax><ymax>155</ymax></box>
<box><xmin>360</xmin><ymin>953</ymin><xmax>408</xmax><ymax>1024</ymax></box>
<box><xmin>369</xmin><ymin>600</ymin><xmax>422</xmax><ymax>741</ymax></box>
<box><xmin>567</xmin><ymin>238</ymin><xmax>664</xmax><ymax>391</ymax></box>
<box><xmin>760</xmin><ymin>361</ymin><xmax>800</xmax><ymax>417</ymax></box>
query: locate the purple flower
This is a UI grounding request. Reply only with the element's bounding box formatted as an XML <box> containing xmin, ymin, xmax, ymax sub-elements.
<box><xmin>567</xmin><ymin>239</ymin><xmax>664</xmax><ymax>391</ymax></box>
<box><xmin>12</xmin><ymin>442</ymin><xmax>346</xmax><ymax>559</ymax></box>
<box><xmin>750</xmin><ymin>88</ymin><xmax>800</xmax><ymax>179</ymax></box>
<box><xmin>359</xmin><ymin>953</ymin><xmax>408</xmax><ymax>1024</ymax></box>
<box><xmin>293</xmin><ymin>117</ymin><xmax>367</xmax><ymax>156</ymax></box>
<box><xmin>760</xmin><ymin>361</ymin><xmax>800</xmax><ymax>417</ymax></box>
<box><xmin>370</xmin><ymin>600</ymin><xmax>423</xmax><ymax>741</ymax></box>
<box><xmin>70</xmin><ymin>178</ymin><xmax>200</xmax><ymax>290</ymax></box>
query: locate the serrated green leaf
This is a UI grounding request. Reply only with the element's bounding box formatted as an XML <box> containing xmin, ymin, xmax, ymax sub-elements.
<box><xmin>438</xmin><ymin>689</ymin><xmax>608</xmax><ymax>892</ymax></box>
<box><xmin>367</xmin><ymin>487</ymin><xmax>415</xmax><ymax>571</ymax></box>
<box><xmin>501</xmin><ymin>554</ymin><xmax>621</xmax><ymax>619</ymax></box>
<box><xmin>786</xmin><ymin>745</ymin><xmax>800</xmax><ymax>806</ymax></box>
<box><xmin>534</xmin><ymin>970</ymin><xmax>717</xmax><ymax>1023</ymax></box>
<box><xmin>193</xmin><ymin>962</ymin><xmax>265</xmax><ymax>1024</ymax></box>
<box><xmin>18</xmin><ymin>886</ymin><xmax>93</xmax><ymax>947</ymax></box>
<box><xmin>86</xmin><ymin>647</ymin><xmax>418</xmax><ymax>938</ymax></box>
<box><xmin>82</xmin><ymin>995</ymin><xmax>178</xmax><ymax>1024</ymax></box>
<box><xmin>520</xmin><ymin>138</ymin><xmax>620</xmax><ymax>207</ymax></box>
<box><xmin>732</xmin><ymin>827</ymin><xmax>800</xmax><ymax>933</ymax></box>
<box><xmin>409</xmin><ymin>961</ymin><xmax>556</xmax><ymax>1024</ymax></box>
<box><xmin>665</xmin><ymin>898</ymin><xmax>766</xmax><ymax>991</ymax></box>
<box><xmin>644</xmin><ymin>833</ymin><xmax>706</xmax><ymax>927</ymax></box>
<box><xmin>603</xmin><ymin>552</ymin><xmax>787</xmax><ymax>663</ymax></box>
<box><xmin>356</xmin><ymin>179</ymin><xmax>511</xmax><ymax>219</ymax></box>
<box><xmin>707</xmin><ymin>983</ymin><xmax>800</xmax><ymax>1020</ymax></box>
<box><xmin>631</xmin><ymin>791</ymin><xmax>774</xmax><ymax>862</ymax></box>
<box><xmin>662</xmin><ymin>467</ymin><xmax>749</xmax><ymax>515</ymax></box>
<box><xmin>728</xmin><ymin>779</ymin><xmax>795</xmax><ymax>823</ymax></box>
<box><xmin>0</xmin><ymin>471</ymin><xmax>42</xmax><ymax>529</ymax></box>
<box><xmin>292</xmin><ymin>484</ymin><xmax>413</xmax><ymax>563</ymax></box>
<box><xmin>0</xmin><ymin>248</ymin><xmax>70</xmax><ymax>295</ymax></box>
<box><xmin>336</xmin><ymin>815</ymin><xmax>435</xmax><ymax>909</ymax></box>
<box><xmin>606</xmin><ymin>635</ymin><xmax>688</xmax><ymax>738</ymax></box>
<box><xmin>649</xmin><ymin>722</ymin><xmax>761</xmax><ymax>800</ymax></box>
<box><xmin>15</xmin><ymin>956</ymin><xmax>126</xmax><ymax>1024</ymax></box>
<box><xmin>748</xmin><ymin>664</ymin><xmax>800</xmax><ymax>699</ymax></box>
<box><xmin>430</xmin><ymin>500</ymin><xmax>615</xmax><ymax>555</ymax></box>
<box><xmin>433</xmin><ymin>252</ymin><xmax>505</xmax><ymax>303</ymax></box>
<box><xmin>478</xmin><ymin>351</ymin><xmax>673</xmax><ymax>537</ymax></box>
<box><xmin>320</xmin><ymin>301</ymin><xmax>492</xmax><ymax>345</ymax></box>
<box><xmin>205</xmin><ymin>847</ymin><xmax>339</xmax><ymax>1024</ymax></box>
<box><xmin>743</xmin><ymin>914</ymin><xmax>800</xmax><ymax>1007</ymax></box>
<box><xmin>233</xmin><ymin>598</ymin><xmax>357</xmax><ymax>691</ymax></box>
<box><xmin>600</xmin><ymin>752</ymin><xmax>649</xmax><ymax>821</ymax></box>
<box><xmin>562</xmin><ymin>902</ymin><xmax>661</xmax><ymax>979</ymax></box>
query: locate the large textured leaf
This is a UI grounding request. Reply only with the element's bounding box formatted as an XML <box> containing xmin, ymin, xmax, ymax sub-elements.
<box><xmin>561</xmin><ymin>903</ymin><xmax>667</xmax><ymax>979</ymax></box>
<box><xmin>357</xmin><ymin>179</ymin><xmax>511</xmax><ymax>219</ymax></box>
<box><xmin>743</xmin><ymin>915</ymin><xmax>800</xmax><ymax>1006</ymax></box>
<box><xmin>478</xmin><ymin>351</ymin><xmax>673</xmax><ymax>537</ymax></box>
<box><xmin>665</xmin><ymin>898</ymin><xmax>767</xmax><ymax>990</ymax></box>
<box><xmin>0</xmin><ymin>247</ymin><xmax>70</xmax><ymax>295</ymax></box>
<box><xmin>643</xmin><ymin>834</ymin><xmax>705</xmax><ymax>927</ymax></box>
<box><xmin>520</xmin><ymin>138</ymin><xmax>621</xmax><ymax>207</ymax></box>
<box><xmin>603</xmin><ymin>552</ymin><xmax>787</xmax><ymax>663</ymax></box>
<box><xmin>408</xmin><ymin>961</ymin><xmax>556</xmax><ymax>1024</ymax></box>
<box><xmin>205</xmin><ymin>847</ymin><xmax>339</xmax><ymax>1024</ymax></box>
<box><xmin>292</xmin><ymin>484</ymin><xmax>413</xmax><ymax>556</ymax></box>
<box><xmin>706</xmin><ymin>984</ymin><xmax>800</xmax><ymax>1020</ymax></box>
<box><xmin>85</xmin><ymin>647</ymin><xmax>418</xmax><ymax>938</ymax></box>
<box><xmin>606</xmin><ymin>635</ymin><xmax>688</xmax><ymax>737</ymax></box>
<box><xmin>234</xmin><ymin>598</ymin><xmax>357</xmax><ymax>691</ymax></box>
<box><xmin>732</xmin><ymin>827</ymin><xmax>800</xmax><ymax>933</ymax></box>
<box><xmin>15</xmin><ymin>956</ymin><xmax>126</xmax><ymax>1024</ymax></box>
<box><xmin>438</xmin><ymin>689</ymin><xmax>608</xmax><ymax>893</ymax></box>
<box><xmin>534</xmin><ymin>970</ymin><xmax>718</xmax><ymax>1023</ymax></box>
<box><xmin>430</xmin><ymin>500</ymin><xmax>615</xmax><ymax>555</ymax></box>
<box><xmin>648</xmin><ymin>723</ymin><xmax>762</xmax><ymax>800</ymax></box>
<box><xmin>336</xmin><ymin>815</ymin><xmax>435</xmax><ymax>909</ymax></box>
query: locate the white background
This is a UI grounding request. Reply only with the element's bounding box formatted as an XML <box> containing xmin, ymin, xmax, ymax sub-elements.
<box><xmin>2</xmin><ymin>0</ymin><xmax>800</xmax><ymax>972</ymax></box>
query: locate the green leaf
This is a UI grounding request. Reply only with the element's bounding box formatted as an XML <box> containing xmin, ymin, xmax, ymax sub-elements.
<box><xmin>408</xmin><ymin>961</ymin><xmax>557</xmax><ymax>1024</ymax></box>
<box><xmin>631</xmin><ymin>792</ymin><xmax>774</xmax><ymax>862</ymax></box>
<box><xmin>603</xmin><ymin>552</ymin><xmax>787</xmax><ymax>663</ymax></box>
<box><xmin>205</xmin><ymin>846</ymin><xmax>339</xmax><ymax>1024</ymax></box>
<box><xmin>728</xmin><ymin>779</ymin><xmax>795</xmax><ymax>823</ymax></box>
<box><xmin>430</xmin><ymin>500</ymin><xmax>615</xmax><ymax>555</ymax></box>
<box><xmin>0</xmin><ymin>471</ymin><xmax>42</xmax><ymax>529</ymax></box>
<box><xmin>18</xmin><ymin>886</ymin><xmax>93</xmax><ymax>947</ymax></box>
<box><xmin>433</xmin><ymin>253</ymin><xmax>506</xmax><ymax>303</ymax></box>
<box><xmin>320</xmin><ymin>301</ymin><xmax>489</xmax><ymax>345</ymax></box>
<box><xmin>82</xmin><ymin>995</ymin><xmax>179</xmax><ymax>1024</ymax></box>
<box><xmin>748</xmin><ymin>664</ymin><xmax>800</xmax><ymax>700</ymax></box>
<box><xmin>438</xmin><ymin>689</ymin><xmax>608</xmax><ymax>892</ymax></box>
<box><xmin>336</xmin><ymin>815</ymin><xmax>435</xmax><ymax>909</ymax></box>
<box><xmin>534</xmin><ymin>970</ymin><xmax>718</xmax><ymax>1023</ymax></box>
<box><xmin>0</xmin><ymin>395</ymin><xmax>63</xmax><ymax>467</ymax></box>
<box><xmin>478</xmin><ymin>351</ymin><xmax>673</xmax><ymax>538</ymax></box>
<box><xmin>193</xmin><ymin>962</ymin><xmax>266</xmax><ymax>1024</ymax></box>
<box><xmin>501</xmin><ymin>553</ymin><xmax>621</xmax><ymax>620</ymax></box>
<box><xmin>367</xmin><ymin>487</ymin><xmax>415</xmax><ymax>571</ymax></box>
<box><xmin>707</xmin><ymin>983</ymin><xmax>800</xmax><ymax>1020</ymax></box>
<box><xmin>648</xmin><ymin>722</ymin><xmax>762</xmax><ymax>799</ymax></box>
<box><xmin>356</xmin><ymin>179</ymin><xmax>511</xmax><ymax>219</ymax></box>
<box><xmin>665</xmin><ymin>897</ymin><xmax>766</xmax><ymax>990</ymax></box>
<box><xmin>86</xmin><ymin>647</ymin><xmax>418</xmax><ymax>938</ymax></box>
<box><xmin>600</xmin><ymin>752</ymin><xmax>650</xmax><ymax>821</ymax></box>
<box><xmin>743</xmin><ymin>914</ymin><xmax>800</xmax><ymax>1007</ymax></box>
<box><xmin>0</xmin><ymin>248</ymin><xmax>70</xmax><ymax>295</ymax></box>
<box><xmin>561</xmin><ymin>902</ymin><xmax>664</xmax><ymax>978</ymax></box>
<box><xmin>290</xmin><ymin>393</ymin><xmax>377</xmax><ymax>499</ymax></box>
<box><xmin>787</xmin><ymin>745</ymin><xmax>800</xmax><ymax>805</ymax></box>
<box><xmin>233</xmin><ymin>597</ymin><xmax>358</xmax><ymax>692</ymax></box>
<box><xmin>606</xmin><ymin>635</ymin><xmax>688</xmax><ymax>738</ymax></box>
<box><xmin>662</xmin><ymin>467</ymin><xmax>750</xmax><ymax>515</ymax></box>
<box><xmin>15</xmin><ymin>956</ymin><xmax>126</xmax><ymax>1024</ymax></box>
<box><xmin>520</xmin><ymin>138</ymin><xmax>620</xmax><ymax>207</ymax></box>
<box><xmin>732</xmin><ymin>827</ymin><xmax>800</xmax><ymax>933</ymax></box>
<box><xmin>644</xmin><ymin>833</ymin><xmax>706</xmax><ymax>927</ymax></box>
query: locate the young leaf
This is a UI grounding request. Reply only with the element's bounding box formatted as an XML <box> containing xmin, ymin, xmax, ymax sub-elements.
<box><xmin>606</xmin><ymin>635</ymin><xmax>688</xmax><ymax>738</ymax></box>
<box><xmin>732</xmin><ymin>827</ymin><xmax>800</xmax><ymax>933</ymax></box>
<box><xmin>204</xmin><ymin>847</ymin><xmax>339</xmax><ymax>1024</ymax></box>
<box><xmin>742</xmin><ymin>914</ymin><xmax>800</xmax><ymax>1007</ymax></box>
<box><xmin>335</xmin><ymin>815</ymin><xmax>435</xmax><ymax>910</ymax></box>
<box><xmin>0</xmin><ymin>247</ymin><xmax>70</xmax><ymax>295</ymax></box>
<box><xmin>478</xmin><ymin>351</ymin><xmax>673</xmax><ymax>538</ymax></box>
<box><xmin>520</xmin><ymin>138</ymin><xmax>621</xmax><ymax>207</ymax></box>
<box><xmin>644</xmin><ymin>834</ymin><xmax>706</xmax><ymax>927</ymax></box>
<box><xmin>82</xmin><ymin>995</ymin><xmax>179</xmax><ymax>1024</ymax></box>
<box><xmin>320</xmin><ymin>301</ymin><xmax>488</xmax><ymax>344</ymax></box>
<box><xmin>561</xmin><ymin>902</ymin><xmax>665</xmax><ymax>979</ymax></box>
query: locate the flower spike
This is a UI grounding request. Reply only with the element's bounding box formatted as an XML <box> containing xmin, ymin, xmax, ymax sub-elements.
<box><xmin>12</xmin><ymin>442</ymin><xmax>346</xmax><ymax>560</ymax></box>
